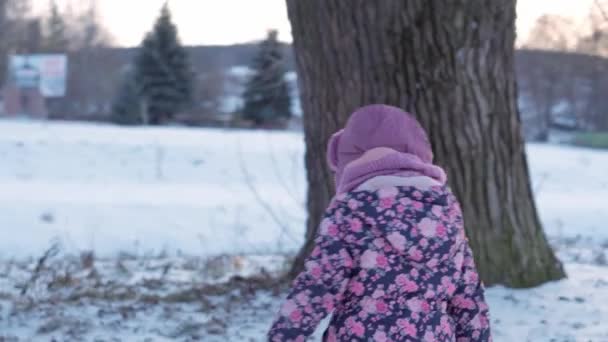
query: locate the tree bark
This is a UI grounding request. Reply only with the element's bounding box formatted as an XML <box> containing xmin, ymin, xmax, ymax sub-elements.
<box><xmin>286</xmin><ymin>0</ymin><xmax>565</xmax><ymax>288</ymax></box>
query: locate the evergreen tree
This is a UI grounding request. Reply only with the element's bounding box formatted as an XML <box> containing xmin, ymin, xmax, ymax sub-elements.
<box><xmin>111</xmin><ymin>70</ymin><xmax>143</xmax><ymax>125</ymax></box>
<box><xmin>133</xmin><ymin>3</ymin><xmax>193</xmax><ymax>125</ymax></box>
<box><xmin>242</xmin><ymin>30</ymin><xmax>292</xmax><ymax>126</ymax></box>
<box><xmin>45</xmin><ymin>0</ymin><xmax>68</xmax><ymax>52</ymax></box>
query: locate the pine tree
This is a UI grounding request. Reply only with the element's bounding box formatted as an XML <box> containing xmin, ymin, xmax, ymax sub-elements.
<box><xmin>242</xmin><ymin>30</ymin><xmax>292</xmax><ymax>126</ymax></box>
<box><xmin>133</xmin><ymin>3</ymin><xmax>193</xmax><ymax>125</ymax></box>
<box><xmin>111</xmin><ymin>70</ymin><xmax>143</xmax><ymax>125</ymax></box>
<box><xmin>45</xmin><ymin>0</ymin><xmax>68</xmax><ymax>52</ymax></box>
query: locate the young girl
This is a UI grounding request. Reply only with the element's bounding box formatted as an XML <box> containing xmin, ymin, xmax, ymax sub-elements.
<box><xmin>268</xmin><ymin>104</ymin><xmax>491</xmax><ymax>341</ymax></box>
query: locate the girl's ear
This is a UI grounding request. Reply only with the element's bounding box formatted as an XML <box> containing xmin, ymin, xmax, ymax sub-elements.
<box><xmin>327</xmin><ymin>129</ymin><xmax>343</xmax><ymax>172</ymax></box>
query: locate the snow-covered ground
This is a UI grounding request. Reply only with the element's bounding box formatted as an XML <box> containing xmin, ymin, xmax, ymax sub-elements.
<box><xmin>0</xmin><ymin>120</ymin><xmax>307</xmax><ymax>259</ymax></box>
<box><xmin>1</xmin><ymin>119</ymin><xmax>607</xmax><ymax>341</ymax></box>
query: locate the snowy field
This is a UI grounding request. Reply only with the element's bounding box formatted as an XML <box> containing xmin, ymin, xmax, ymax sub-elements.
<box><xmin>0</xmin><ymin>120</ymin><xmax>307</xmax><ymax>259</ymax></box>
<box><xmin>0</xmin><ymin>120</ymin><xmax>607</xmax><ymax>341</ymax></box>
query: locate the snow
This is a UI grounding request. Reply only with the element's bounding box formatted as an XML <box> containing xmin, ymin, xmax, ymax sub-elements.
<box><xmin>527</xmin><ymin>144</ymin><xmax>608</xmax><ymax>241</ymax></box>
<box><xmin>1</xmin><ymin>119</ymin><xmax>607</xmax><ymax>341</ymax></box>
<box><xmin>0</xmin><ymin>120</ymin><xmax>306</xmax><ymax>259</ymax></box>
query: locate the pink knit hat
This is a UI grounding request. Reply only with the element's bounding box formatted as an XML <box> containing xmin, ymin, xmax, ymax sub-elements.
<box><xmin>326</xmin><ymin>104</ymin><xmax>446</xmax><ymax>193</ymax></box>
<box><xmin>327</xmin><ymin>104</ymin><xmax>434</xmax><ymax>172</ymax></box>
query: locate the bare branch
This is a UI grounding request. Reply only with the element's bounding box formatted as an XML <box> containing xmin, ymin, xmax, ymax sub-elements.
<box><xmin>20</xmin><ymin>242</ymin><xmax>60</xmax><ymax>296</ymax></box>
<box><xmin>266</xmin><ymin>134</ymin><xmax>305</xmax><ymax>209</ymax></box>
<box><xmin>236</xmin><ymin>137</ymin><xmax>299</xmax><ymax>246</ymax></box>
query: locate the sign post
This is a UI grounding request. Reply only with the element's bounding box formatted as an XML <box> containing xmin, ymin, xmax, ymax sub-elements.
<box><xmin>1</xmin><ymin>54</ymin><xmax>68</xmax><ymax>118</ymax></box>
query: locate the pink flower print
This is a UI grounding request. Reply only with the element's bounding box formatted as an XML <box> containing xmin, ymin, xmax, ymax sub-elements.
<box><xmin>442</xmin><ymin>277</ymin><xmax>456</xmax><ymax>295</ymax></box>
<box><xmin>426</xmin><ymin>258</ymin><xmax>438</xmax><ymax>269</ymax></box>
<box><xmin>280</xmin><ymin>299</ymin><xmax>297</xmax><ymax>316</ymax></box>
<box><xmin>419</xmin><ymin>238</ymin><xmax>429</xmax><ymax>248</ymax></box>
<box><xmin>431</xmin><ymin>205</ymin><xmax>443</xmax><ymax>217</ymax></box>
<box><xmin>289</xmin><ymin>309</ymin><xmax>302</xmax><ymax>322</ymax></box>
<box><xmin>340</xmin><ymin>249</ymin><xmax>353</xmax><ymax>267</ymax></box>
<box><xmin>424</xmin><ymin>289</ymin><xmax>435</xmax><ymax>299</ymax></box>
<box><xmin>328</xmin><ymin>224</ymin><xmax>339</xmax><ymax>237</ymax></box>
<box><xmin>407</xmin><ymin>298</ymin><xmax>423</xmax><ymax>312</ymax></box>
<box><xmin>376</xmin><ymin>254</ymin><xmax>388</xmax><ymax>268</ymax></box>
<box><xmin>446</xmin><ymin>282</ymin><xmax>457</xmax><ymax>296</ymax></box>
<box><xmin>396</xmin><ymin>204</ymin><xmax>406</xmax><ymax>213</ymax></box>
<box><xmin>348</xmin><ymin>199</ymin><xmax>359</xmax><ymax>210</ymax></box>
<box><xmin>465</xmin><ymin>270</ymin><xmax>479</xmax><ymax>284</ymax></box>
<box><xmin>380</xmin><ymin>197</ymin><xmax>394</xmax><ymax>209</ymax></box>
<box><xmin>424</xmin><ymin>331</ymin><xmax>435</xmax><ymax>342</ymax></box>
<box><xmin>326</xmin><ymin>327</ymin><xmax>338</xmax><ymax>342</ymax></box>
<box><xmin>345</xmin><ymin>317</ymin><xmax>356</xmax><ymax>327</ymax></box>
<box><xmin>311</xmin><ymin>246</ymin><xmax>322</xmax><ymax>257</ymax></box>
<box><xmin>398</xmin><ymin>320</ymin><xmax>417</xmax><ymax>337</ymax></box>
<box><xmin>376</xmin><ymin>300</ymin><xmax>389</xmax><ymax>313</ymax></box>
<box><xmin>310</xmin><ymin>265</ymin><xmax>322</xmax><ymax>278</ymax></box>
<box><xmin>413</xmin><ymin>201</ymin><xmax>424</xmax><ymax>210</ymax></box>
<box><xmin>319</xmin><ymin>218</ymin><xmax>332</xmax><ymax>234</ymax></box>
<box><xmin>373</xmin><ymin>330</ymin><xmax>388</xmax><ymax>342</ymax></box>
<box><xmin>396</xmin><ymin>274</ymin><xmax>408</xmax><ymax>286</ymax></box>
<box><xmin>387</xmin><ymin>232</ymin><xmax>407</xmax><ymax>251</ymax></box>
<box><xmin>349</xmin><ymin>218</ymin><xmax>363</xmax><ymax>232</ymax></box>
<box><xmin>440</xmin><ymin>316</ymin><xmax>452</xmax><ymax>334</ymax></box>
<box><xmin>350</xmin><ymin>281</ymin><xmax>365</xmax><ymax>296</ymax></box>
<box><xmin>410</xmin><ymin>268</ymin><xmax>419</xmax><ymax>277</ymax></box>
<box><xmin>453</xmin><ymin>295</ymin><xmax>476</xmax><ymax>310</ymax></box>
<box><xmin>372</xmin><ymin>289</ymin><xmax>385</xmax><ymax>299</ymax></box>
<box><xmin>410</xmin><ymin>225</ymin><xmax>419</xmax><ymax>237</ymax></box>
<box><xmin>403</xmin><ymin>279</ymin><xmax>419</xmax><ymax>293</ymax></box>
<box><xmin>420</xmin><ymin>300</ymin><xmax>431</xmax><ymax>313</ymax></box>
<box><xmin>453</xmin><ymin>250</ymin><xmax>464</xmax><ymax>270</ymax></box>
<box><xmin>408</xmin><ymin>247</ymin><xmax>423</xmax><ymax>262</ymax></box>
<box><xmin>362</xmin><ymin>298</ymin><xmax>377</xmax><ymax>314</ymax></box>
<box><xmin>412</xmin><ymin>190</ymin><xmax>423</xmax><ymax>199</ymax></box>
<box><xmin>373</xmin><ymin>238</ymin><xmax>385</xmax><ymax>248</ymax></box>
<box><xmin>471</xmin><ymin>313</ymin><xmax>482</xmax><ymax>330</ymax></box>
<box><xmin>361</xmin><ymin>250</ymin><xmax>378</xmax><ymax>269</ymax></box>
<box><xmin>305</xmin><ymin>261</ymin><xmax>319</xmax><ymax>270</ymax></box>
<box><xmin>322</xmin><ymin>293</ymin><xmax>335</xmax><ymax>311</ymax></box>
<box><xmin>480</xmin><ymin>312</ymin><xmax>490</xmax><ymax>328</ymax></box>
<box><xmin>351</xmin><ymin>321</ymin><xmax>365</xmax><ymax>337</ymax></box>
<box><xmin>400</xmin><ymin>197</ymin><xmax>412</xmax><ymax>206</ymax></box>
<box><xmin>436</xmin><ymin>224</ymin><xmax>447</xmax><ymax>238</ymax></box>
<box><xmin>419</xmin><ymin>218</ymin><xmax>437</xmax><ymax>238</ymax></box>
<box><xmin>295</xmin><ymin>292</ymin><xmax>309</xmax><ymax>305</ymax></box>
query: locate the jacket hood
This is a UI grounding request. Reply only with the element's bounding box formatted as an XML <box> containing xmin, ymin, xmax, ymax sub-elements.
<box><xmin>334</xmin><ymin>185</ymin><xmax>465</xmax><ymax>264</ymax></box>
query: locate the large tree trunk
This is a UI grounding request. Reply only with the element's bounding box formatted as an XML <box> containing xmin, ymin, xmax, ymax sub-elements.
<box><xmin>286</xmin><ymin>0</ymin><xmax>565</xmax><ymax>288</ymax></box>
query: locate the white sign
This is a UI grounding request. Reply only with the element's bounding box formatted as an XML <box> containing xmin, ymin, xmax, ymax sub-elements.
<box><xmin>9</xmin><ymin>54</ymin><xmax>68</xmax><ymax>97</ymax></box>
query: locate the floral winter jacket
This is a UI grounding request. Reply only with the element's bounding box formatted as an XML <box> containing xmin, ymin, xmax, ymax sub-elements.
<box><xmin>268</xmin><ymin>185</ymin><xmax>491</xmax><ymax>341</ymax></box>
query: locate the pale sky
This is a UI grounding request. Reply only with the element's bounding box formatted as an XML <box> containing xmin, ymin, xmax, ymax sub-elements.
<box><xmin>33</xmin><ymin>0</ymin><xmax>597</xmax><ymax>47</ymax></box>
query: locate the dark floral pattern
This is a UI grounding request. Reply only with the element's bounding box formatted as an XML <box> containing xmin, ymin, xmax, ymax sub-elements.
<box><xmin>269</xmin><ymin>185</ymin><xmax>491</xmax><ymax>341</ymax></box>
